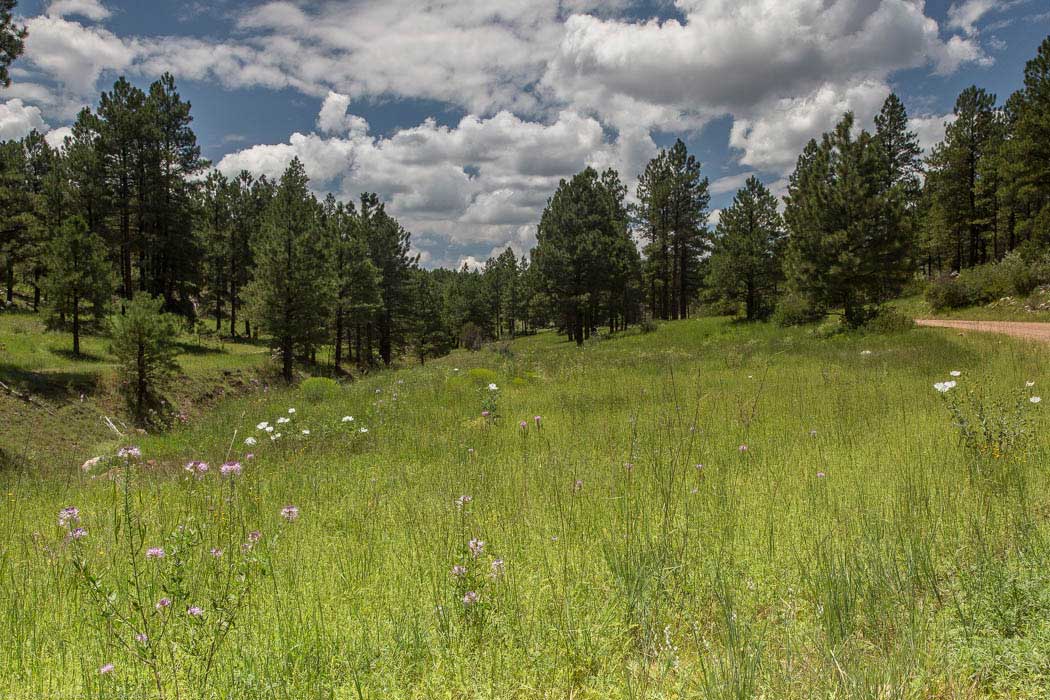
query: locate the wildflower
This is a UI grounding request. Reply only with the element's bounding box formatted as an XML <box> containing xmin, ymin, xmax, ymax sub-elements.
<box><xmin>462</xmin><ymin>591</ymin><xmax>479</xmax><ymax>606</ymax></box>
<box><xmin>451</xmin><ymin>564</ymin><xmax>467</xmax><ymax>577</ymax></box>
<box><xmin>860</xmin><ymin>350</ymin><xmax>873</xmax><ymax>356</ymax></box>
<box><xmin>265</xmin><ymin>425</ymin><xmax>275</xmax><ymax>433</ymax></box>
<box><xmin>950</xmin><ymin>370</ymin><xmax>962</xmax><ymax>377</ymax></box>
<box><xmin>301</xmin><ymin>429</ymin><xmax>310</xmax><ymax>436</ymax></box>
<box><xmin>58</xmin><ymin>506</ymin><xmax>80</xmax><ymax>527</ymax></box>
<box><xmin>359</xmin><ymin>427</ymin><xmax>369</xmax><ymax>433</ymax></box>
<box><xmin>187</xmin><ymin>606</ymin><xmax>203</xmax><ymax>617</ymax></box>
<box><xmin>738</xmin><ymin>444</ymin><xmax>749</xmax><ymax>453</ymax></box>
<box><xmin>624</xmin><ymin>462</ymin><xmax>634</xmax><ymax>472</ymax></box>
<box><xmin>244</xmin><ymin>437</ymin><xmax>257</xmax><ymax>446</ymax></box>
<box><xmin>146</xmin><ymin>547</ymin><xmax>165</xmax><ymax>560</ymax></box>
<box><xmin>468</xmin><ymin>538</ymin><xmax>485</xmax><ymax>558</ymax></box>
<box><xmin>220</xmin><ymin>461</ymin><xmax>242</xmax><ymax>477</ymax></box>
<box><xmin>288</xmin><ymin>408</ymin><xmax>296</xmax><ymax>414</ymax></box>
<box><xmin>1031</xmin><ymin>396</ymin><xmax>1042</xmax><ymax>404</ymax></box>
<box><xmin>481</xmin><ymin>410</ymin><xmax>490</xmax><ymax>418</ymax></box>
<box><xmin>277</xmin><ymin>417</ymin><xmax>290</xmax><ymax>424</ymax></box>
<box><xmin>155</xmin><ymin>597</ymin><xmax>171</xmax><ymax>610</ymax></box>
<box><xmin>816</xmin><ymin>472</ymin><xmax>826</xmax><ymax>478</ymax></box>
<box><xmin>488</xmin><ymin>383</ymin><xmax>498</xmax><ymax>391</ymax></box>
<box><xmin>490</xmin><ymin>559</ymin><xmax>505</xmax><ymax>578</ymax></box>
<box><xmin>534</xmin><ymin>415</ymin><xmax>542</xmax><ymax>427</ymax></box>
<box><xmin>572</xmin><ymin>479</ymin><xmax>583</xmax><ymax>494</ymax></box>
<box><xmin>244</xmin><ymin>453</ymin><xmax>255</xmax><ymax>461</ymax></box>
<box><xmin>69</xmin><ymin>527</ymin><xmax>88</xmax><ymax>540</ymax></box>
<box><xmin>281</xmin><ymin>505</ymin><xmax>300</xmax><ymax>522</ymax></box>
<box><xmin>809</xmin><ymin>429</ymin><xmax>818</xmax><ymax>437</ymax></box>
<box><xmin>467</xmin><ymin>448</ymin><xmax>475</xmax><ymax>455</ymax></box>
<box><xmin>185</xmin><ymin>460</ymin><xmax>209</xmax><ymax>475</ymax></box>
<box><xmin>1026</xmin><ymin>381</ymin><xmax>1036</xmax><ymax>387</ymax></box>
<box><xmin>248</xmin><ymin>530</ymin><xmax>262</xmax><ymax>543</ymax></box>
<box><xmin>135</xmin><ymin>633</ymin><xmax>148</xmax><ymax>644</ymax></box>
<box><xmin>690</xmin><ymin>487</ymin><xmax>699</xmax><ymax>494</ymax></box>
<box><xmin>519</xmin><ymin>420</ymin><xmax>528</xmax><ymax>430</ymax></box>
<box><xmin>210</xmin><ymin>547</ymin><xmax>223</xmax><ymax>558</ymax></box>
<box><xmin>934</xmin><ymin>381</ymin><xmax>957</xmax><ymax>393</ymax></box>
<box><xmin>99</xmin><ymin>663</ymin><xmax>114</xmax><ymax>675</ymax></box>
<box><xmin>271</xmin><ymin>433</ymin><xmax>281</xmax><ymax>441</ymax></box>
<box><xmin>118</xmin><ymin>446</ymin><xmax>141</xmax><ymax>459</ymax></box>
<box><xmin>456</xmin><ymin>495</ymin><xmax>473</xmax><ymax>509</ymax></box>
<box><xmin>695</xmin><ymin>463</ymin><xmax>703</xmax><ymax>471</ymax></box>
<box><xmin>342</xmin><ymin>416</ymin><xmax>354</xmax><ymax>422</ymax></box>
<box><xmin>256</xmin><ymin>421</ymin><xmax>270</xmax><ymax>430</ymax></box>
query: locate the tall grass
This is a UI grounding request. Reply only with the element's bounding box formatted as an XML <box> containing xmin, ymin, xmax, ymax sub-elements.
<box><xmin>2</xmin><ymin>318</ymin><xmax>1049</xmax><ymax>698</ymax></box>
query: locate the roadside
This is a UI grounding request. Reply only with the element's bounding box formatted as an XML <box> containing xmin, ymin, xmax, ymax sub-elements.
<box><xmin>915</xmin><ymin>318</ymin><xmax>1050</xmax><ymax>344</ymax></box>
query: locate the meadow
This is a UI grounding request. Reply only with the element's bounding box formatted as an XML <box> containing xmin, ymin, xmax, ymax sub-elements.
<box><xmin>3</xmin><ymin>318</ymin><xmax>1050</xmax><ymax>698</ymax></box>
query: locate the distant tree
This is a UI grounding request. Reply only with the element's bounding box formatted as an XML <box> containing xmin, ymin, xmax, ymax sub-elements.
<box><xmin>708</xmin><ymin>176</ymin><xmax>785</xmax><ymax>320</ymax></box>
<box><xmin>784</xmin><ymin>112</ymin><xmax>913</xmax><ymax>328</ymax></box>
<box><xmin>43</xmin><ymin>216</ymin><xmax>112</xmax><ymax>355</ymax></box>
<box><xmin>109</xmin><ymin>292</ymin><xmax>181</xmax><ymax>424</ymax></box>
<box><xmin>1004</xmin><ymin>36</ymin><xmax>1050</xmax><ymax>247</ymax></box>
<box><xmin>245</xmin><ymin>158</ymin><xmax>335</xmax><ymax>381</ymax></box>
<box><xmin>0</xmin><ymin>0</ymin><xmax>26</xmax><ymax>89</ymax></box>
<box><xmin>359</xmin><ymin>192</ymin><xmax>417</xmax><ymax>366</ymax></box>
<box><xmin>533</xmin><ymin>166</ymin><xmax>640</xmax><ymax>345</ymax></box>
<box><xmin>874</xmin><ymin>93</ymin><xmax>923</xmax><ymax>196</ymax></box>
<box><xmin>409</xmin><ymin>270</ymin><xmax>451</xmax><ymax>364</ymax></box>
<box><xmin>634</xmin><ymin>139</ymin><xmax>710</xmax><ymax>320</ymax></box>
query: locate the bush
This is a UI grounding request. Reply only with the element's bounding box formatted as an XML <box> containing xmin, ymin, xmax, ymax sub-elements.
<box><xmin>773</xmin><ymin>292</ymin><xmax>824</xmax><ymax>327</ymax></box>
<box><xmin>640</xmin><ymin>319</ymin><xmax>658</xmax><ymax>334</ymax></box>
<box><xmin>864</xmin><ymin>307</ymin><xmax>914</xmax><ymax>334</ymax></box>
<box><xmin>300</xmin><ymin>376</ymin><xmax>339</xmax><ymax>403</ymax></box>
<box><xmin>925</xmin><ymin>254</ymin><xmax>1050</xmax><ymax>311</ymax></box>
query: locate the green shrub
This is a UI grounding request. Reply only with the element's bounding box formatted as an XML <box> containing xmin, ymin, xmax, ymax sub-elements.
<box><xmin>640</xmin><ymin>319</ymin><xmax>658</xmax><ymax>334</ymax></box>
<box><xmin>108</xmin><ymin>293</ymin><xmax>181</xmax><ymax>425</ymax></box>
<box><xmin>773</xmin><ymin>292</ymin><xmax>824</xmax><ymax>327</ymax></box>
<box><xmin>865</xmin><ymin>307</ymin><xmax>915</xmax><ymax>334</ymax></box>
<box><xmin>300</xmin><ymin>376</ymin><xmax>340</xmax><ymax>403</ymax></box>
<box><xmin>925</xmin><ymin>254</ymin><xmax>1050</xmax><ymax>311</ymax></box>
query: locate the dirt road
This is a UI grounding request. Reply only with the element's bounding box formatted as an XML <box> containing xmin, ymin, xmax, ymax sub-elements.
<box><xmin>915</xmin><ymin>319</ymin><xmax>1050</xmax><ymax>344</ymax></box>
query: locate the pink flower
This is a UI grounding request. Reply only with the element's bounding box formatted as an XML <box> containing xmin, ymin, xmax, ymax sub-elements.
<box><xmin>816</xmin><ymin>472</ymin><xmax>826</xmax><ymax>479</ymax></box>
<box><xmin>155</xmin><ymin>597</ymin><xmax>171</xmax><ymax>610</ymax></box>
<box><xmin>118</xmin><ymin>446</ymin><xmax>141</xmax><ymax>459</ymax></box>
<box><xmin>572</xmin><ymin>479</ymin><xmax>583</xmax><ymax>494</ymax></box>
<box><xmin>489</xmin><ymin>559</ymin><xmax>505</xmax><ymax>578</ymax></box>
<box><xmin>187</xmin><ymin>606</ymin><xmax>203</xmax><ymax>617</ymax></box>
<box><xmin>69</xmin><ymin>527</ymin><xmax>88</xmax><ymax>540</ymax></box>
<box><xmin>135</xmin><ymin>633</ymin><xmax>148</xmax><ymax>644</ymax></box>
<box><xmin>534</xmin><ymin>415</ymin><xmax>542</xmax><ymax>427</ymax></box>
<box><xmin>146</xmin><ymin>547</ymin><xmax>165</xmax><ymax>560</ymax></box>
<box><xmin>481</xmin><ymin>410</ymin><xmax>490</xmax><ymax>418</ymax></box>
<box><xmin>220</xmin><ymin>461</ymin><xmax>242</xmax><ymax>477</ymax></box>
<box><xmin>185</xmin><ymin>460</ymin><xmax>209</xmax><ymax>476</ymax></box>
<box><xmin>456</xmin><ymin>495</ymin><xmax>473</xmax><ymax>510</ymax></box>
<box><xmin>519</xmin><ymin>420</ymin><xmax>528</xmax><ymax>430</ymax></box>
<box><xmin>462</xmin><ymin>591</ymin><xmax>479</xmax><ymax>606</ymax></box>
<box><xmin>451</xmin><ymin>565</ymin><xmax>467</xmax><ymax>577</ymax></box>
<box><xmin>248</xmin><ymin>530</ymin><xmax>262</xmax><ymax>543</ymax></box>
<box><xmin>58</xmin><ymin>506</ymin><xmax>80</xmax><ymax>527</ymax></box>
<box><xmin>210</xmin><ymin>547</ymin><xmax>223</xmax><ymax>558</ymax></box>
<box><xmin>468</xmin><ymin>538</ymin><xmax>485</xmax><ymax>558</ymax></box>
<box><xmin>98</xmin><ymin>663</ymin><xmax>114</xmax><ymax>675</ymax></box>
<box><xmin>738</xmin><ymin>444</ymin><xmax>749</xmax><ymax>453</ymax></box>
<box><xmin>280</xmin><ymin>505</ymin><xmax>300</xmax><ymax>522</ymax></box>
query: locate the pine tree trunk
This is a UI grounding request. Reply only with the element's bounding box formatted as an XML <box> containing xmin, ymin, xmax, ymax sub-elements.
<box><xmin>282</xmin><ymin>336</ymin><xmax>293</xmax><ymax>382</ymax></box>
<box><xmin>334</xmin><ymin>308</ymin><xmax>344</xmax><ymax>368</ymax></box>
<box><xmin>72</xmin><ymin>295</ymin><xmax>81</xmax><ymax>357</ymax></box>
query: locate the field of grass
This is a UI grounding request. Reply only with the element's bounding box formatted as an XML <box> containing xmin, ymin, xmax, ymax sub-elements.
<box><xmin>0</xmin><ymin>311</ymin><xmax>270</xmax><ymax>470</ymax></box>
<box><xmin>3</xmin><ymin>317</ymin><xmax>1050</xmax><ymax>698</ymax></box>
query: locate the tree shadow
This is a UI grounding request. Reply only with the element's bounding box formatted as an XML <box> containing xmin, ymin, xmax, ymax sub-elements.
<box><xmin>0</xmin><ymin>363</ymin><xmax>101</xmax><ymax>401</ymax></box>
<box><xmin>49</xmin><ymin>347</ymin><xmax>108</xmax><ymax>363</ymax></box>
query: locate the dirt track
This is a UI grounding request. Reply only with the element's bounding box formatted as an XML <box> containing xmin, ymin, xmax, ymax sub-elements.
<box><xmin>915</xmin><ymin>319</ymin><xmax>1050</xmax><ymax>344</ymax></box>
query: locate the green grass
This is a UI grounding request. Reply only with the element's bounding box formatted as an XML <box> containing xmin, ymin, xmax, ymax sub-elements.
<box><xmin>892</xmin><ymin>294</ymin><xmax>1050</xmax><ymax>322</ymax></box>
<box><xmin>0</xmin><ymin>312</ymin><xmax>270</xmax><ymax>471</ymax></box>
<box><xmin>3</xmin><ymin>318</ymin><xmax>1050</xmax><ymax>698</ymax></box>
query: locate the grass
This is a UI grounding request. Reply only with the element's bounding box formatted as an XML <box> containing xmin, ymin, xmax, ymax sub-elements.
<box><xmin>3</xmin><ymin>316</ymin><xmax>1050</xmax><ymax>698</ymax></box>
<box><xmin>892</xmin><ymin>294</ymin><xmax>1050</xmax><ymax>322</ymax></box>
<box><xmin>0</xmin><ymin>311</ymin><xmax>270</xmax><ymax>471</ymax></box>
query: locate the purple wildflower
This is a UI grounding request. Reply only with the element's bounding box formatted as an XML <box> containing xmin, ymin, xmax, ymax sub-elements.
<box><xmin>99</xmin><ymin>663</ymin><xmax>114</xmax><ymax>675</ymax></box>
<box><xmin>519</xmin><ymin>420</ymin><xmax>528</xmax><ymax>430</ymax></box>
<box><xmin>220</xmin><ymin>461</ymin><xmax>242</xmax><ymax>477</ymax></box>
<box><xmin>738</xmin><ymin>444</ymin><xmax>749</xmax><ymax>453</ymax></box>
<box><xmin>187</xmin><ymin>606</ymin><xmax>203</xmax><ymax>617</ymax></box>
<box><xmin>816</xmin><ymin>471</ymin><xmax>826</xmax><ymax>479</ymax></box>
<box><xmin>456</xmin><ymin>495</ymin><xmax>473</xmax><ymax>510</ymax></box>
<box><xmin>146</xmin><ymin>547</ymin><xmax>165</xmax><ymax>560</ymax></box>
<box><xmin>185</xmin><ymin>460</ymin><xmax>209</xmax><ymax>476</ymax></box>
<box><xmin>118</xmin><ymin>446</ymin><xmax>141</xmax><ymax>459</ymax></box>
<box><xmin>69</xmin><ymin>527</ymin><xmax>88</xmax><ymax>540</ymax></box>
<box><xmin>462</xmin><ymin>591</ymin><xmax>479</xmax><ymax>606</ymax></box>
<box><xmin>58</xmin><ymin>506</ymin><xmax>80</xmax><ymax>527</ymax></box>
<box><xmin>155</xmin><ymin>597</ymin><xmax>171</xmax><ymax>610</ymax></box>
<box><xmin>489</xmin><ymin>559</ymin><xmax>505</xmax><ymax>578</ymax></box>
<box><xmin>135</xmin><ymin>633</ymin><xmax>148</xmax><ymax>644</ymax></box>
<box><xmin>481</xmin><ymin>410</ymin><xmax>490</xmax><ymax>418</ymax></box>
<box><xmin>210</xmin><ymin>547</ymin><xmax>223</xmax><ymax>558</ymax></box>
<box><xmin>572</xmin><ymin>479</ymin><xmax>583</xmax><ymax>494</ymax></box>
<box><xmin>280</xmin><ymin>505</ymin><xmax>300</xmax><ymax>522</ymax></box>
<box><xmin>451</xmin><ymin>564</ymin><xmax>467</xmax><ymax>577</ymax></box>
<box><xmin>468</xmin><ymin>538</ymin><xmax>485</xmax><ymax>558</ymax></box>
<box><xmin>534</xmin><ymin>415</ymin><xmax>542</xmax><ymax>427</ymax></box>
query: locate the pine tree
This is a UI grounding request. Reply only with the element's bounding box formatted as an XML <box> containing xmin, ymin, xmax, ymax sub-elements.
<box><xmin>709</xmin><ymin>177</ymin><xmax>785</xmax><ymax>320</ymax></box>
<box><xmin>359</xmin><ymin>193</ymin><xmax>417</xmax><ymax>366</ymax></box>
<box><xmin>784</xmin><ymin>113</ymin><xmax>913</xmax><ymax>327</ymax></box>
<box><xmin>43</xmin><ymin>216</ymin><xmax>113</xmax><ymax>355</ymax></box>
<box><xmin>0</xmin><ymin>0</ymin><xmax>26</xmax><ymax>89</ymax></box>
<box><xmin>245</xmin><ymin>158</ymin><xmax>335</xmax><ymax>381</ymax></box>
<box><xmin>874</xmin><ymin>93</ymin><xmax>923</xmax><ymax>196</ymax></box>
<box><xmin>109</xmin><ymin>292</ymin><xmax>181</xmax><ymax>424</ymax></box>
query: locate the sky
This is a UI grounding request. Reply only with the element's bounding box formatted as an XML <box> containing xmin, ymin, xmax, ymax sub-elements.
<box><xmin>3</xmin><ymin>0</ymin><xmax>1049</xmax><ymax>269</ymax></box>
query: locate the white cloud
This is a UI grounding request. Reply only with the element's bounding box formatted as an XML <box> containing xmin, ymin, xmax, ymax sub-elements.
<box><xmin>710</xmin><ymin>172</ymin><xmax>754</xmax><ymax>196</ymax></box>
<box><xmin>44</xmin><ymin>125</ymin><xmax>74</xmax><ymax>149</ymax></box>
<box><xmin>47</xmin><ymin>0</ymin><xmax>111</xmax><ymax>22</ymax></box>
<box><xmin>317</xmin><ymin>92</ymin><xmax>368</xmax><ymax>136</ymax></box>
<box><xmin>23</xmin><ymin>15</ymin><xmax>134</xmax><ymax>96</ymax></box>
<box><xmin>729</xmin><ymin>80</ymin><xmax>890</xmax><ymax>173</ymax></box>
<box><xmin>0</xmin><ymin>99</ymin><xmax>48</xmax><ymax>141</ymax></box>
<box><xmin>909</xmin><ymin>113</ymin><xmax>957</xmax><ymax>153</ymax></box>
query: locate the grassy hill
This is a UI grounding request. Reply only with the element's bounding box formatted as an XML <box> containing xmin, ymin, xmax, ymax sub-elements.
<box><xmin>3</xmin><ymin>317</ymin><xmax>1050</xmax><ymax>698</ymax></box>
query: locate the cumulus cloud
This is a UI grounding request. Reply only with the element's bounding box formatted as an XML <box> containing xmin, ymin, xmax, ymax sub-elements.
<box><xmin>23</xmin><ymin>15</ymin><xmax>134</xmax><ymax>96</ymax></box>
<box><xmin>44</xmin><ymin>125</ymin><xmax>74</xmax><ymax>148</ymax></box>
<box><xmin>47</xmin><ymin>0</ymin><xmax>111</xmax><ymax>22</ymax></box>
<box><xmin>909</xmin><ymin>113</ymin><xmax>958</xmax><ymax>153</ymax></box>
<box><xmin>0</xmin><ymin>99</ymin><xmax>48</xmax><ymax>141</ymax></box>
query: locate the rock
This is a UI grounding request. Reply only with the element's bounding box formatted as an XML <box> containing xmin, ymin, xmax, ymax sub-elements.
<box><xmin>81</xmin><ymin>456</ymin><xmax>102</xmax><ymax>472</ymax></box>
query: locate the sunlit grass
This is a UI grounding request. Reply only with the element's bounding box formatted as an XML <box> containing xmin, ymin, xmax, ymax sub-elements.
<box><xmin>3</xmin><ymin>318</ymin><xmax>1050</xmax><ymax>698</ymax></box>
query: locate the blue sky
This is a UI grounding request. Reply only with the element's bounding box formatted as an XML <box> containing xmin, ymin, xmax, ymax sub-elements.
<box><xmin>5</xmin><ymin>0</ymin><xmax>1049</xmax><ymax>269</ymax></box>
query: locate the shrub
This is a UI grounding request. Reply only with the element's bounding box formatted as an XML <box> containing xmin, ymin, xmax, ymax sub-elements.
<box><xmin>864</xmin><ymin>307</ymin><xmax>914</xmax><ymax>334</ymax></box>
<box><xmin>772</xmin><ymin>292</ymin><xmax>824</xmax><ymax>327</ymax></box>
<box><xmin>300</xmin><ymin>376</ymin><xmax>339</xmax><ymax>403</ymax></box>
<box><xmin>640</xmin><ymin>319</ymin><xmax>658</xmax><ymax>334</ymax></box>
<box><xmin>108</xmin><ymin>293</ymin><xmax>181</xmax><ymax>425</ymax></box>
<box><xmin>925</xmin><ymin>254</ymin><xmax>1050</xmax><ymax>311</ymax></box>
